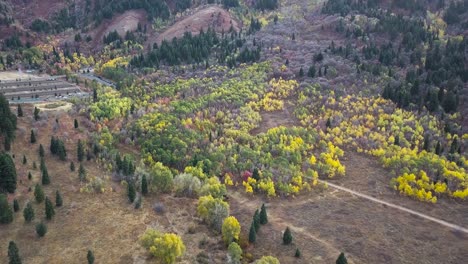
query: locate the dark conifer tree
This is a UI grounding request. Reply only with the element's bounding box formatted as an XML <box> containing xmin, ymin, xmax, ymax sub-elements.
<box><xmin>55</xmin><ymin>190</ymin><xmax>63</xmax><ymax>207</ymax></box>
<box><xmin>13</xmin><ymin>199</ymin><xmax>19</xmax><ymax>212</ymax></box>
<box><xmin>22</xmin><ymin>155</ymin><xmax>27</xmax><ymax>165</ymax></box>
<box><xmin>87</xmin><ymin>250</ymin><xmax>95</xmax><ymax>264</ymax></box>
<box><xmin>78</xmin><ymin>163</ymin><xmax>86</xmax><ymax>182</ymax></box>
<box><xmin>336</xmin><ymin>252</ymin><xmax>348</xmax><ymax>264</ymax></box>
<box><xmin>0</xmin><ymin>153</ymin><xmax>17</xmax><ymax>193</ymax></box>
<box><xmin>299</xmin><ymin>67</ymin><xmax>304</xmax><ymax>77</ymax></box>
<box><xmin>295</xmin><ymin>248</ymin><xmax>301</xmax><ymax>258</ymax></box>
<box><xmin>253</xmin><ymin>209</ymin><xmax>260</xmax><ymax>232</ymax></box>
<box><xmin>249</xmin><ymin>221</ymin><xmax>256</xmax><ymax>243</ymax></box>
<box><xmin>0</xmin><ymin>193</ymin><xmax>13</xmax><ymax>223</ymax></box>
<box><xmin>39</xmin><ymin>144</ymin><xmax>45</xmax><ymax>157</ymax></box>
<box><xmin>41</xmin><ymin>165</ymin><xmax>50</xmax><ymax>185</ymax></box>
<box><xmin>33</xmin><ymin>107</ymin><xmax>40</xmax><ymax>121</ymax></box>
<box><xmin>35</xmin><ymin>222</ymin><xmax>47</xmax><ymax>237</ymax></box>
<box><xmin>45</xmin><ymin>197</ymin><xmax>55</xmax><ymax>220</ymax></box>
<box><xmin>8</xmin><ymin>241</ymin><xmax>22</xmax><ymax>264</ymax></box>
<box><xmin>28</xmin><ymin>172</ymin><xmax>32</xmax><ymax>180</ymax></box>
<box><xmin>128</xmin><ymin>183</ymin><xmax>136</xmax><ymax>203</ymax></box>
<box><xmin>141</xmin><ymin>175</ymin><xmax>148</xmax><ymax>196</ymax></box>
<box><xmin>70</xmin><ymin>161</ymin><xmax>75</xmax><ymax>172</ymax></box>
<box><xmin>77</xmin><ymin>140</ymin><xmax>84</xmax><ymax>162</ymax></box>
<box><xmin>74</xmin><ymin>119</ymin><xmax>79</xmax><ymax>129</ymax></box>
<box><xmin>260</xmin><ymin>203</ymin><xmax>268</xmax><ymax>224</ymax></box>
<box><xmin>283</xmin><ymin>227</ymin><xmax>292</xmax><ymax>245</ymax></box>
<box><xmin>17</xmin><ymin>104</ymin><xmax>23</xmax><ymax>117</ymax></box>
<box><xmin>34</xmin><ymin>184</ymin><xmax>44</xmax><ymax>203</ymax></box>
<box><xmin>308</xmin><ymin>66</ymin><xmax>316</xmax><ymax>78</ymax></box>
<box><xmin>23</xmin><ymin>202</ymin><xmax>34</xmax><ymax>222</ymax></box>
<box><xmin>30</xmin><ymin>130</ymin><xmax>36</xmax><ymax>144</ymax></box>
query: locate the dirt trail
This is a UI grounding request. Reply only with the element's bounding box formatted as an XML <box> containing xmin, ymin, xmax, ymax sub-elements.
<box><xmin>319</xmin><ymin>180</ymin><xmax>468</xmax><ymax>234</ymax></box>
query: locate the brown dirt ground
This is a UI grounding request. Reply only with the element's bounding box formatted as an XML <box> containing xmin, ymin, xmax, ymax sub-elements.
<box><xmin>0</xmin><ymin>104</ymin><xmax>226</xmax><ymax>263</ymax></box>
<box><xmin>151</xmin><ymin>5</ymin><xmax>240</xmax><ymax>45</ymax></box>
<box><xmin>251</xmin><ymin>100</ymin><xmax>300</xmax><ymax>135</ymax></box>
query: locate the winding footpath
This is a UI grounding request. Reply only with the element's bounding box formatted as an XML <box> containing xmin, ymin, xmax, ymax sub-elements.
<box><xmin>319</xmin><ymin>180</ymin><xmax>468</xmax><ymax>234</ymax></box>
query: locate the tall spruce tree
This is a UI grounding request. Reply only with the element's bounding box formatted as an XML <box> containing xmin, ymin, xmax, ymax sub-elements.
<box><xmin>87</xmin><ymin>250</ymin><xmax>95</xmax><ymax>264</ymax></box>
<box><xmin>55</xmin><ymin>190</ymin><xmax>63</xmax><ymax>207</ymax></box>
<box><xmin>33</xmin><ymin>107</ymin><xmax>40</xmax><ymax>121</ymax></box>
<box><xmin>13</xmin><ymin>199</ymin><xmax>19</xmax><ymax>212</ymax></box>
<box><xmin>260</xmin><ymin>203</ymin><xmax>268</xmax><ymax>224</ymax></box>
<box><xmin>0</xmin><ymin>153</ymin><xmax>17</xmax><ymax>193</ymax></box>
<box><xmin>34</xmin><ymin>184</ymin><xmax>44</xmax><ymax>203</ymax></box>
<box><xmin>45</xmin><ymin>197</ymin><xmax>55</xmax><ymax>220</ymax></box>
<box><xmin>249</xmin><ymin>221</ymin><xmax>256</xmax><ymax>243</ymax></box>
<box><xmin>78</xmin><ymin>163</ymin><xmax>86</xmax><ymax>181</ymax></box>
<box><xmin>39</xmin><ymin>144</ymin><xmax>45</xmax><ymax>157</ymax></box>
<box><xmin>128</xmin><ymin>183</ymin><xmax>136</xmax><ymax>203</ymax></box>
<box><xmin>41</xmin><ymin>164</ymin><xmax>50</xmax><ymax>185</ymax></box>
<box><xmin>141</xmin><ymin>175</ymin><xmax>148</xmax><ymax>196</ymax></box>
<box><xmin>22</xmin><ymin>155</ymin><xmax>27</xmax><ymax>165</ymax></box>
<box><xmin>283</xmin><ymin>227</ymin><xmax>292</xmax><ymax>245</ymax></box>
<box><xmin>30</xmin><ymin>130</ymin><xmax>36</xmax><ymax>144</ymax></box>
<box><xmin>74</xmin><ymin>119</ymin><xmax>79</xmax><ymax>129</ymax></box>
<box><xmin>0</xmin><ymin>193</ymin><xmax>13</xmax><ymax>224</ymax></box>
<box><xmin>77</xmin><ymin>140</ymin><xmax>84</xmax><ymax>162</ymax></box>
<box><xmin>17</xmin><ymin>104</ymin><xmax>23</xmax><ymax>117</ymax></box>
<box><xmin>8</xmin><ymin>241</ymin><xmax>22</xmax><ymax>264</ymax></box>
<box><xmin>253</xmin><ymin>209</ymin><xmax>260</xmax><ymax>232</ymax></box>
<box><xmin>336</xmin><ymin>252</ymin><xmax>348</xmax><ymax>264</ymax></box>
<box><xmin>23</xmin><ymin>202</ymin><xmax>34</xmax><ymax>222</ymax></box>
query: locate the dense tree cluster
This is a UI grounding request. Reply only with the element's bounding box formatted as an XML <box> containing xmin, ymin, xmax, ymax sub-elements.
<box><xmin>254</xmin><ymin>0</ymin><xmax>279</xmax><ymax>10</ymax></box>
<box><xmin>93</xmin><ymin>0</ymin><xmax>169</xmax><ymax>24</ymax></box>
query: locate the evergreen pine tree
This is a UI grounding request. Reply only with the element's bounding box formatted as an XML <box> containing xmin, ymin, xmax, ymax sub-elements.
<box><xmin>35</xmin><ymin>222</ymin><xmax>47</xmax><ymax>237</ymax></box>
<box><xmin>28</xmin><ymin>172</ymin><xmax>32</xmax><ymax>180</ymax></box>
<box><xmin>17</xmin><ymin>104</ymin><xmax>23</xmax><ymax>117</ymax></box>
<box><xmin>32</xmin><ymin>161</ymin><xmax>37</xmax><ymax>170</ymax></box>
<box><xmin>87</xmin><ymin>250</ymin><xmax>95</xmax><ymax>264</ymax></box>
<box><xmin>283</xmin><ymin>227</ymin><xmax>292</xmax><ymax>245</ymax></box>
<box><xmin>77</xmin><ymin>140</ymin><xmax>84</xmax><ymax>162</ymax></box>
<box><xmin>128</xmin><ymin>183</ymin><xmax>136</xmax><ymax>203</ymax></box>
<box><xmin>34</xmin><ymin>184</ymin><xmax>45</xmax><ymax>203</ymax></box>
<box><xmin>23</xmin><ymin>202</ymin><xmax>34</xmax><ymax>222</ymax></box>
<box><xmin>57</xmin><ymin>141</ymin><xmax>67</xmax><ymax>161</ymax></box>
<box><xmin>55</xmin><ymin>190</ymin><xmax>63</xmax><ymax>207</ymax></box>
<box><xmin>13</xmin><ymin>199</ymin><xmax>19</xmax><ymax>212</ymax></box>
<box><xmin>295</xmin><ymin>248</ymin><xmax>301</xmax><ymax>258</ymax></box>
<box><xmin>326</xmin><ymin>117</ymin><xmax>332</xmax><ymax>130</ymax></box>
<box><xmin>249</xmin><ymin>221</ymin><xmax>256</xmax><ymax>243</ymax></box>
<box><xmin>141</xmin><ymin>175</ymin><xmax>148</xmax><ymax>196</ymax></box>
<box><xmin>50</xmin><ymin>136</ymin><xmax>57</xmax><ymax>154</ymax></box>
<box><xmin>0</xmin><ymin>153</ymin><xmax>17</xmax><ymax>193</ymax></box>
<box><xmin>299</xmin><ymin>67</ymin><xmax>304</xmax><ymax>77</ymax></box>
<box><xmin>39</xmin><ymin>144</ymin><xmax>45</xmax><ymax>157</ymax></box>
<box><xmin>336</xmin><ymin>252</ymin><xmax>348</xmax><ymax>264</ymax></box>
<box><xmin>41</xmin><ymin>165</ymin><xmax>50</xmax><ymax>185</ymax></box>
<box><xmin>435</xmin><ymin>141</ymin><xmax>441</xmax><ymax>155</ymax></box>
<box><xmin>45</xmin><ymin>197</ymin><xmax>55</xmax><ymax>220</ymax></box>
<box><xmin>93</xmin><ymin>88</ymin><xmax>98</xmax><ymax>102</ymax></box>
<box><xmin>252</xmin><ymin>168</ymin><xmax>260</xmax><ymax>181</ymax></box>
<box><xmin>8</xmin><ymin>241</ymin><xmax>22</xmax><ymax>264</ymax></box>
<box><xmin>394</xmin><ymin>135</ymin><xmax>400</xmax><ymax>146</ymax></box>
<box><xmin>260</xmin><ymin>203</ymin><xmax>268</xmax><ymax>224</ymax></box>
<box><xmin>30</xmin><ymin>130</ymin><xmax>36</xmax><ymax>144</ymax></box>
<box><xmin>70</xmin><ymin>161</ymin><xmax>75</xmax><ymax>172</ymax></box>
<box><xmin>0</xmin><ymin>194</ymin><xmax>13</xmax><ymax>224</ymax></box>
<box><xmin>253</xmin><ymin>209</ymin><xmax>260</xmax><ymax>232</ymax></box>
<box><xmin>308</xmin><ymin>65</ymin><xmax>316</xmax><ymax>78</ymax></box>
<box><xmin>78</xmin><ymin>163</ymin><xmax>86</xmax><ymax>182</ymax></box>
<box><xmin>33</xmin><ymin>107</ymin><xmax>40</xmax><ymax>121</ymax></box>
<box><xmin>74</xmin><ymin>119</ymin><xmax>79</xmax><ymax>129</ymax></box>
<box><xmin>423</xmin><ymin>135</ymin><xmax>430</xmax><ymax>151</ymax></box>
<box><xmin>22</xmin><ymin>155</ymin><xmax>27</xmax><ymax>165</ymax></box>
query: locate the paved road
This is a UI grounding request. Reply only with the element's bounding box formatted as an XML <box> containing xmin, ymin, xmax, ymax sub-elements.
<box><xmin>78</xmin><ymin>73</ymin><xmax>116</xmax><ymax>88</ymax></box>
<box><xmin>319</xmin><ymin>180</ymin><xmax>468</xmax><ymax>234</ymax></box>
